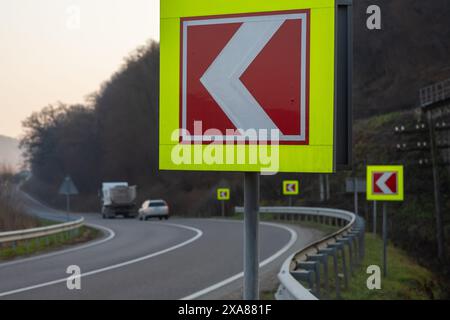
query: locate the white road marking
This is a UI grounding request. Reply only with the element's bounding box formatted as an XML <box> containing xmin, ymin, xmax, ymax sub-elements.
<box><xmin>181</xmin><ymin>220</ymin><xmax>297</xmax><ymax>300</ymax></box>
<box><xmin>0</xmin><ymin>223</ymin><xmax>203</xmax><ymax>297</ymax></box>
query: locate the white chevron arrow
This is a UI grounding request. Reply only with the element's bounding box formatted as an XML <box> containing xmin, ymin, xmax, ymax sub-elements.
<box><xmin>200</xmin><ymin>20</ymin><xmax>284</xmax><ymax>131</ymax></box>
<box><xmin>375</xmin><ymin>172</ymin><xmax>395</xmax><ymax>194</ymax></box>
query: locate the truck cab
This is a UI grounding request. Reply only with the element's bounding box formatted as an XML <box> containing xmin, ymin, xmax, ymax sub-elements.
<box><xmin>101</xmin><ymin>182</ymin><xmax>137</xmax><ymax>219</ymax></box>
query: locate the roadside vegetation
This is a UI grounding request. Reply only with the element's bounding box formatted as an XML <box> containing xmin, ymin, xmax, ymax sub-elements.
<box><xmin>0</xmin><ymin>226</ymin><xmax>100</xmax><ymax>261</ymax></box>
<box><xmin>340</xmin><ymin>233</ymin><xmax>442</xmax><ymax>300</ymax></box>
<box><xmin>0</xmin><ymin>167</ymin><xmax>40</xmax><ymax>231</ymax></box>
<box><xmin>0</xmin><ymin>168</ymin><xmax>102</xmax><ymax>261</ymax></box>
<box><xmin>244</xmin><ymin>214</ymin><xmax>443</xmax><ymax>300</ymax></box>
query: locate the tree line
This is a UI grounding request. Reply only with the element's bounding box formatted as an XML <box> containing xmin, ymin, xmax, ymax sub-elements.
<box><xmin>20</xmin><ymin>41</ymin><xmax>245</xmax><ymax>214</ymax></box>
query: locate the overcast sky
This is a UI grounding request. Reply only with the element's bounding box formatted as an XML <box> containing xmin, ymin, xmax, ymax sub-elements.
<box><xmin>0</xmin><ymin>0</ymin><xmax>160</xmax><ymax>138</ymax></box>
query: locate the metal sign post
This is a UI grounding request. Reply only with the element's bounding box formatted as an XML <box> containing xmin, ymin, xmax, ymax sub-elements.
<box><xmin>320</xmin><ymin>175</ymin><xmax>325</xmax><ymax>202</ymax></box>
<box><xmin>345</xmin><ymin>177</ymin><xmax>365</xmax><ymax>215</ymax></box>
<box><xmin>221</xmin><ymin>200</ymin><xmax>225</xmax><ymax>218</ymax></box>
<box><xmin>66</xmin><ymin>194</ymin><xmax>71</xmax><ymax>221</ymax></box>
<box><xmin>58</xmin><ymin>176</ymin><xmax>79</xmax><ymax>221</ymax></box>
<box><xmin>244</xmin><ymin>172</ymin><xmax>259</xmax><ymax>300</ymax></box>
<box><xmin>382</xmin><ymin>202</ymin><xmax>388</xmax><ymax>277</ymax></box>
<box><xmin>373</xmin><ymin>200</ymin><xmax>377</xmax><ymax>234</ymax></box>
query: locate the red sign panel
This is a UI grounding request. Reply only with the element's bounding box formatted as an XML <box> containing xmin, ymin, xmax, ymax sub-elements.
<box><xmin>372</xmin><ymin>172</ymin><xmax>398</xmax><ymax>195</ymax></box>
<box><xmin>180</xmin><ymin>10</ymin><xmax>310</xmax><ymax>144</ymax></box>
<box><xmin>286</xmin><ymin>183</ymin><xmax>297</xmax><ymax>193</ymax></box>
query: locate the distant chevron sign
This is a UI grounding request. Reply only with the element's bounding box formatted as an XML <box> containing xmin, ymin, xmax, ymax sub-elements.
<box><xmin>373</xmin><ymin>172</ymin><xmax>397</xmax><ymax>194</ymax></box>
<box><xmin>180</xmin><ymin>11</ymin><xmax>310</xmax><ymax>144</ymax></box>
<box><xmin>283</xmin><ymin>180</ymin><xmax>299</xmax><ymax>195</ymax></box>
<box><xmin>367</xmin><ymin>166</ymin><xmax>404</xmax><ymax>201</ymax></box>
<box><xmin>217</xmin><ymin>188</ymin><xmax>230</xmax><ymax>200</ymax></box>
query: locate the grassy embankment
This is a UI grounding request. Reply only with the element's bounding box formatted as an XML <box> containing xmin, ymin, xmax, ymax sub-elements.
<box><xmin>0</xmin><ymin>226</ymin><xmax>100</xmax><ymax>261</ymax></box>
<box><xmin>0</xmin><ymin>169</ymin><xmax>102</xmax><ymax>261</ymax></box>
<box><xmin>230</xmin><ymin>211</ymin><xmax>442</xmax><ymax>300</ymax></box>
<box><xmin>340</xmin><ymin>233</ymin><xmax>441</xmax><ymax>300</ymax></box>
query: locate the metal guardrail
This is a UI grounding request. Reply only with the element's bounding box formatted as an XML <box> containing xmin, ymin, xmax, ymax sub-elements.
<box><xmin>0</xmin><ymin>217</ymin><xmax>84</xmax><ymax>244</ymax></box>
<box><xmin>235</xmin><ymin>206</ymin><xmax>365</xmax><ymax>300</ymax></box>
<box><xmin>420</xmin><ymin>78</ymin><xmax>450</xmax><ymax>107</ymax></box>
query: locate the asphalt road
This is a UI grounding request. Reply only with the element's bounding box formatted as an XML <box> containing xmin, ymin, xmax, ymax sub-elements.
<box><xmin>0</xmin><ymin>193</ymin><xmax>324</xmax><ymax>300</ymax></box>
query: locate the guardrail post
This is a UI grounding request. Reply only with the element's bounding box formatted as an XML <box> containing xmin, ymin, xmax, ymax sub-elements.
<box><xmin>338</xmin><ymin>237</ymin><xmax>354</xmax><ymax>274</ymax></box>
<box><xmin>329</xmin><ymin>242</ymin><xmax>348</xmax><ymax>290</ymax></box>
<box><xmin>360</xmin><ymin>220</ymin><xmax>366</xmax><ymax>259</ymax></box>
<box><xmin>298</xmin><ymin>261</ymin><xmax>321</xmax><ymax>298</ymax></box>
<box><xmin>308</xmin><ymin>253</ymin><xmax>329</xmax><ymax>298</ymax></box>
<box><xmin>348</xmin><ymin>231</ymin><xmax>361</xmax><ymax>264</ymax></box>
<box><xmin>319</xmin><ymin>247</ymin><xmax>340</xmax><ymax>299</ymax></box>
<box><xmin>291</xmin><ymin>270</ymin><xmax>315</xmax><ymax>293</ymax></box>
<box><xmin>353</xmin><ymin>217</ymin><xmax>366</xmax><ymax>261</ymax></box>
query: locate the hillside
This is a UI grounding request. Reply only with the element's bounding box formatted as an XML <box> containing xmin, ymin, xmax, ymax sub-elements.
<box><xmin>353</xmin><ymin>0</ymin><xmax>450</xmax><ymax>118</ymax></box>
<box><xmin>0</xmin><ymin>135</ymin><xmax>22</xmax><ymax>170</ymax></box>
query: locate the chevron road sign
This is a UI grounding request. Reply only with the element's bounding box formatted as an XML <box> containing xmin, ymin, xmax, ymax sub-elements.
<box><xmin>217</xmin><ymin>188</ymin><xmax>230</xmax><ymax>201</ymax></box>
<box><xmin>367</xmin><ymin>166</ymin><xmax>404</xmax><ymax>201</ymax></box>
<box><xmin>283</xmin><ymin>180</ymin><xmax>299</xmax><ymax>196</ymax></box>
<box><xmin>160</xmin><ymin>0</ymin><xmax>351</xmax><ymax>173</ymax></box>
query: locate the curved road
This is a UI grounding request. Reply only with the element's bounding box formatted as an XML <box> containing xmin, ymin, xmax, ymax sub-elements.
<box><xmin>0</xmin><ymin>193</ymin><xmax>324</xmax><ymax>300</ymax></box>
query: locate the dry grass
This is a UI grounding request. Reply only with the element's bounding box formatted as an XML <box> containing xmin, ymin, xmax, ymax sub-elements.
<box><xmin>0</xmin><ymin>166</ymin><xmax>40</xmax><ymax>231</ymax></box>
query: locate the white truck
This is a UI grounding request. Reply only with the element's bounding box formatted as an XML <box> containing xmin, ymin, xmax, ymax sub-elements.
<box><xmin>101</xmin><ymin>182</ymin><xmax>137</xmax><ymax>219</ymax></box>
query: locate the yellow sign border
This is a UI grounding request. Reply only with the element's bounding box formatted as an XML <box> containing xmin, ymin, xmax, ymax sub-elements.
<box><xmin>160</xmin><ymin>0</ymin><xmax>336</xmax><ymax>173</ymax></box>
<box><xmin>366</xmin><ymin>165</ymin><xmax>404</xmax><ymax>201</ymax></box>
<box><xmin>217</xmin><ymin>188</ymin><xmax>230</xmax><ymax>200</ymax></box>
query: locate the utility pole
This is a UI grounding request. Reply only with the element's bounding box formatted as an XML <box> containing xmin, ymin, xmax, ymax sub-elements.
<box><xmin>426</xmin><ymin>111</ymin><xmax>446</xmax><ymax>260</ymax></box>
<box><xmin>353</xmin><ymin>177</ymin><xmax>358</xmax><ymax>216</ymax></box>
<box><xmin>395</xmin><ymin>80</ymin><xmax>450</xmax><ymax>261</ymax></box>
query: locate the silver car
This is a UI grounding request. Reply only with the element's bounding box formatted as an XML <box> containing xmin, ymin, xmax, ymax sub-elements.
<box><xmin>138</xmin><ymin>200</ymin><xmax>169</xmax><ymax>220</ymax></box>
